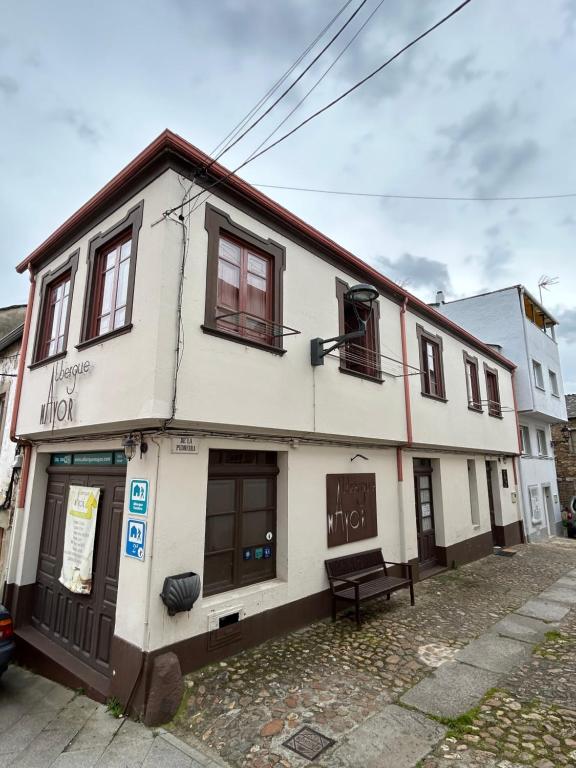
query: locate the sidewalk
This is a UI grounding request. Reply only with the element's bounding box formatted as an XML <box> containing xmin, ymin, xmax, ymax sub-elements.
<box><xmin>0</xmin><ymin>665</ymin><xmax>231</xmax><ymax>768</ymax></box>
<box><xmin>169</xmin><ymin>539</ymin><xmax>576</xmax><ymax>767</ymax></box>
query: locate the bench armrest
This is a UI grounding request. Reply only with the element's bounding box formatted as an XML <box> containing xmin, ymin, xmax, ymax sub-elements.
<box><xmin>383</xmin><ymin>561</ymin><xmax>415</xmax><ymax>582</ymax></box>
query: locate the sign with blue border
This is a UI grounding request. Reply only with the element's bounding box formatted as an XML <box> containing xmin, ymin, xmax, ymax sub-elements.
<box><xmin>125</xmin><ymin>518</ymin><xmax>146</xmax><ymax>560</ymax></box>
<box><xmin>129</xmin><ymin>479</ymin><xmax>149</xmax><ymax>515</ymax></box>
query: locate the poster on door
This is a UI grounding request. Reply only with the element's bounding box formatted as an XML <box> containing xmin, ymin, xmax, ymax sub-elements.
<box><xmin>59</xmin><ymin>485</ymin><xmax>100</xmax><ymax>594</ymax></box>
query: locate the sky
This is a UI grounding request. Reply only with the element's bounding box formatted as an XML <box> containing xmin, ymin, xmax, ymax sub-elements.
<box><xmin>1</xmin><ymin>0</ymin><xmax>575</xmax><ymax>388</ymax></box>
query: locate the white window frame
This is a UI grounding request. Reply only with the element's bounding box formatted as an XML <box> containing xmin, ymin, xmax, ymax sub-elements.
<box><xmin>548</xmin><ymin>369</ymin><xmax>559</xmax><ymax>397</ymax></box>
<box><xmin>536</xmin><ymin>428</ymin><xmax>548</xmax><ymax>456</ymax></box>
<box><xmin>520</xmin><ymin>425</ymin><xmax>531</xmax><ymax>456</ymax></box>
<box><xmin>528</xmin><ymin>484</ymin><xmax>543</xmax><ymax>524</ymax></box>
<box><xmin>532</xmin><ymin>360</ymin><xmax>545</xmax><ymax>390</ymax></box>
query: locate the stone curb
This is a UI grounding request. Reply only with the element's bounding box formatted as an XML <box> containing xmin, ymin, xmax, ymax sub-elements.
<box><xmin>156</xmin><ymin>729</ymin><xmax>233</xmax><ymax>767</ymax></box>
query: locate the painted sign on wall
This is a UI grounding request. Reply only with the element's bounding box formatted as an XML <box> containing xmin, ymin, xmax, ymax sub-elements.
<box><xmin>59</xmin><ymin>485</ymin><xmax>100</xmax><ymax>594</ymax></box>
<box><xmin>326</xmin><ymin>473</ymin><xmax>378</xmax><ymax>547</ymax></box>
<box><xmin>40</xmin><ymin>359</ymin><xmax>92</xmax><ymax>427</ymax></box>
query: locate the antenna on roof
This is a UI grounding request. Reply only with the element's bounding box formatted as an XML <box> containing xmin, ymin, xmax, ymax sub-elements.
<box><xmin>537</xmin><ymin>275</ymin><xmax>559</xmax><ymax>305</ymax></box>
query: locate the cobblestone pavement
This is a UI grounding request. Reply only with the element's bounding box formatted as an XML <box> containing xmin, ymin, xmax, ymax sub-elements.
<box><xmin>169</xmin><ymin>539</ymin><xmax>576</xmax><ymax>768</ymax></box>
<box><xmin>0</xmin><ymin>665</ymin><xmax>230</xmax><ymax>768</ymax></box>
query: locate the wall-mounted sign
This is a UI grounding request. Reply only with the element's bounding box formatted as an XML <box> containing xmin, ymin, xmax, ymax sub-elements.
<box><xmin>40</xmin><ymin>359</ymin><xmax>92</xmax><ymax>428</ymax></box>
<box><xmin>171</xmin><ymin>437</ymin><xmax>199</xmax><ymax>454</ymax></box>
<box><xmin>326</xmin><ymin>473</ymin><xmax>378</xmax><ymax>548</ymax></box>
<box><xmin>129</xmin><ymin>479</ymin><xmax>149</xmax><ymax>515</ymax></box>
<box><xmin>59</xmin><ymin>485</ymin><xmax>100</xmax><ymax>594</ymax></box>
<box><xmin>51</xmin><ymin>451</ymin><xmax>127</xmax><ymax>467</ymax></box>
<box><xmin>125</xmin><ymin>518</ymin><xmax>146</xmax><ymax>560</ymax></box>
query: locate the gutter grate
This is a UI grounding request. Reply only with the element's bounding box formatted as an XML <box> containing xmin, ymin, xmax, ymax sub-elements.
<box><xmin>283</xmin><ymin>726</ymin><xmax>335</xmax><ymax>761</ymax></box>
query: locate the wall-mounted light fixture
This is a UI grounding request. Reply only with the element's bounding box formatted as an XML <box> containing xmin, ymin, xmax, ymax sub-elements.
<box><xmin>310</xmin><ymin>283</ymin><xmax>379</xmax><ymax>367</ymax></box>
<box><xmin>122</xmin><ymin>432</ymin><xmax>149</xmax><ymax>461</ymax></box>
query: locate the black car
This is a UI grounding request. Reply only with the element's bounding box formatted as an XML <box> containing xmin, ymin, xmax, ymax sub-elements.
<box><xmin>0</xmin><ymin>603</ymin><xmax>15</xmax><ymax>677</ymax></box>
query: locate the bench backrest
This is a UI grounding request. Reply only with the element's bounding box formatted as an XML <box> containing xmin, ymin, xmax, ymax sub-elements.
<box><xmin>325</xmin><ymin>548</ymin><xmax>385</xmax><ymax>581</ymax></box>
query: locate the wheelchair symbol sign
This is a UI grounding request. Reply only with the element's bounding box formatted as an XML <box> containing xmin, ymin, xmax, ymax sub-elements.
<box><xmin>125</xmin><ymin>519</ymin><xmax>146</xmax><ymax>560</ymax></box>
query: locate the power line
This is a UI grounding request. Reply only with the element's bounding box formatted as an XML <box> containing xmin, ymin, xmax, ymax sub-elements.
<box><xmin>245</xmin><ymin>0</ymin><xmax>388</xmax><ymax>163</ymax></box>
<box><xmin>206</xmin><ymin>0</ymin><xmax>373</xmax><ymax>169</ymax></box>
<box><xmin>210</xmin><ymin>0</ymin><xmax>356</xmax><ymax>157</ymax></box>
<box><xmin>248</xmin><ymin>183</ymin><xmax>576</xmax><ymax>202</ymax></box>
<box><xmin>163</xmin><ymin>0</ymin><xmax>474</xmax><ymax>219</ymax></box>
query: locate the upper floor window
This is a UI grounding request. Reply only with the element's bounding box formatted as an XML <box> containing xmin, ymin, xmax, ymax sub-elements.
<box><xmin>204</xmin><ymin>205</ymin><xmax>285</xmax><ymax>354</ymax></box>
<box><xmin>79</xmin><ymin>202</ymin><xmax>143</xmax><ymax>348</ymax></box>
<box><xmin>523</xmin><ymin>294</ymin><xmax>556</xmax><ymax>339</ymax></box>
<box><xmin>549</xmin><ymin>369</ymin><xmax>559</xmax><ymax>397</ymax></box>
<box><xmin>31</xmin><ymin>250</ymin><xmax>78</xmax><ymax>366</ymax></box>
<box><xmin>536</xmin><ymin>428</ymin><xmax>548</xmax><ymax>456</ymax></box>
<box><xmin>463</xmin><ymin>352</ymin><xmax>481</xmax><ymax>411</ymax></box>
<box><xmin>484</xmin><ymin>365</ymin><xmax>501</xmax><ymax>417</ymax></box>
<box><xmin>0</xmin><ymin>393</ymin><xmax>6</xmax><ymax>434</ymax></box>
<box><xmin>417</xmin><ymin>326</ymin><xmax>445</xmax><ymax>400</ymax></box>
<box><xmin>336</xmin><ymin>279</ymin><xmax>381</xmax><ymax>381</ymax></box>
<box><xmin>520</xmin><ymin>425</ymin><xmax>531</xmax><ymax>455</ymax></box>
<box><xmin>533</xmin><ymin>360</ymin><xmax>545</xmax><ymax>390</ymax></box>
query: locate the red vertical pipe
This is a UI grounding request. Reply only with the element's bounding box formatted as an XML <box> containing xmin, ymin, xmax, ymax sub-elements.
<box><xmin>400</xmin><ymin>298</ymin><xmax>413</xmax><ymax>446</ymax></box>
<box><xmin>10</xmin><ymin>271</ymin><xmax>36</xmax><ymax>508</ymax></box>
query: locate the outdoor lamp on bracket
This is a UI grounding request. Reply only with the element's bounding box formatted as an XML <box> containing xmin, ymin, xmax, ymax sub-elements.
<box><xmin>122</xmin><ymin>432</ymin><xmax>149</xmax><ymax>461</ymax></box>
<box><xmin>310</xmin><ymin>283</ymin><xmax>379</xmax><ymax>366</ymax></box>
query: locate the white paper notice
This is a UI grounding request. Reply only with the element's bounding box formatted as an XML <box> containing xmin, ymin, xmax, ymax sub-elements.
<box><xmin>59</xmin><ymin>485</ymin><xmax>100</xmax><ymax>594</ymax></box>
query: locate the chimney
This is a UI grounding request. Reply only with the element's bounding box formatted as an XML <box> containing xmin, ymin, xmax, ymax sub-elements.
<box><xmin>435</xmin><ymin>290</ymin><xmax>445</xmax><ymax>305</ymax></box>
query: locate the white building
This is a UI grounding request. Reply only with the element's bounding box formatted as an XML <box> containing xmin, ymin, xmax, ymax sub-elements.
<box><xmin>0</xmin><ymin>306</ymin><xmax>26</xmax><ymax>591</ymax></box>
<box><xmin>434</xmin><ymin>286</ymin><xmax>567</xmax><ymax>540</ymax></box>
<box><xmin>5</xmin><ymin>131</ymin><xmax>523</xmax><ymax>723</ymax></box>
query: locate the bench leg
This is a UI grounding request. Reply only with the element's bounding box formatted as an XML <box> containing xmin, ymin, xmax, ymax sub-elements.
<box><xmin>355</xmin><ymin>600</ymin><xmax>361</xmax><ymax>627</ymax></box>
<box><xmin>387</xmin><ymin>593</ymin><xmax>390</xmax><ymax>600</ymax></box>
<box><xmin>409</xmin><ymin>582</ymin><xmax>415</xmax><ymax>606</ymax></box>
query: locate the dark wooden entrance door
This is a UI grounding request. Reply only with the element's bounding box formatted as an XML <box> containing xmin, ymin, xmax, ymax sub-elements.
<box><xmin>485</xmin><ymin>461</ymin><xmax>497</xmax><ymax>543</ymax></box>
<box><xmin>414</xmin><ymin>459</ymin><xmax>438</xmax><ymax>569</ymax></box>
<box><xmin>31</xmin><ymin>466</ymin><xmax>125</xmax><ymax>676</ymax></box>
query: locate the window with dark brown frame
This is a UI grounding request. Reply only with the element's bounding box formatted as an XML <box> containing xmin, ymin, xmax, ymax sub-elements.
<box><xmin>31</xmin><ymin>250</ymin><xmax>79</xmax><ymax>366</ymax></box>
<box><xmin>0</xmin><ymin>393</ymin><xmax>6</xmax><ymax>436</ymax></box>
<box><xmin>204</xmin><ymin>205</ymin><xmax>285</xmax><ymax>354</ymax></box>
<box><xmin>79</xmin><ymin>201</ymin><xmax>143</xmax><ymax>348</ymax></box>
<box><xmin>204</xmin><ymin>450</ymin><xmax>278</xmax><ymax>597</ymax></box>
<box><xmin>484</xmin><ymin>364</ymin><xmax>502</xmax><ymax>417</ymax></box>
<box><xmin>335</xmin><ymin>278</ymin><xmax>381</xmax><ymax>381</ymax></box>
<box><xmin>417</xmin><ymin>325</ymin><xmax>445</xmax><ymax>400</ymax></box>
<box><xmin>463</xmin><ymin>351</ymin><xmax>482</xmax><ymax>411</ymax></box>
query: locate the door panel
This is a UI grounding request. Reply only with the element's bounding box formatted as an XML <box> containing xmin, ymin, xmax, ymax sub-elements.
<box><xmin>32</xmin><ymin>470</ymin><xmax>125</xmax><ymax>676</ymax></box>
<box><xmin>414</xmin><ymin>469</ymin><xmax>438</xmax><ymax>569</ymax></box>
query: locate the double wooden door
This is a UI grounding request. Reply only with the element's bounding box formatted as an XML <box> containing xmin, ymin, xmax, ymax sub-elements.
<box><xmin>31</xmin><ymin>466</ymin><xmax>125</xmax><ymax>675</ymax></box>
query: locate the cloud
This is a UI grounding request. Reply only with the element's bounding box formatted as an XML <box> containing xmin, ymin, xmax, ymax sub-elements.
<box><xmin>436</xmin><ymin>102</ymin><xmax>540</xmax><ymax>196</ymax></box>
<box><xmin>556</xmin><ymin>308</ymin><xmax>576</xmax><ymax>344</ymax></box>
<box><xmin>377</xmin><ymin>252</ymin><xmax>452</xmax><ymax>295</ymax></box>
<box><xmin>52</xmin><ymin>109</ymin><xmax>103</xmax><ymax>145</ymax></box>
<box><xmin>0</xmin><ymin>75</ymin><xmax>18</xmax><ymax>98</ymax></box>
<box><xmin>482</xmin><ymin>224</ymin><xmax>514</xmax><ymax>279</ymax></box>
<box><xmin>445</xmin><ymin>54</ymin><xmax>485</xmax><ymax>85</ymax></box>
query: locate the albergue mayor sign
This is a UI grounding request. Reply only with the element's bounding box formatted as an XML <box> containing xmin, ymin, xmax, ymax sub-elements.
<box><xmin>40</xmin><ymin>359</ymin><xmax>92</xmax><ymax>427</ymax></box>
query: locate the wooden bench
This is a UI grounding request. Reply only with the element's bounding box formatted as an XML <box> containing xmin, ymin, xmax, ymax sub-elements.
<box><xmin>325</xmin><ymin>548</ymin><xmax>415</xmax><ymax>626</ymax></box>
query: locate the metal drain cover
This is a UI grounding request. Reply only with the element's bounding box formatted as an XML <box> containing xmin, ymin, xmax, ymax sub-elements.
<box><xmin>283</xmin><ymin>726</ymin><xmax>335</xmax><ymax>761</ymax></box>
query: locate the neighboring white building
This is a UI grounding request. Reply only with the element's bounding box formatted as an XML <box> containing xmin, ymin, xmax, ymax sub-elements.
<box><xmin>6</xmin><ymin>131</ymin><xmax>523</xmax><ymax>723</ymax></box>
<box><xmin>434</xmin><ymin>286</ymin><xmax>567</xmax><ymax>540</ymax></box>
<box><xmin>0</xmin><ymin>307</ymin><xmax>26</xmax><ymax>592</ymax></box>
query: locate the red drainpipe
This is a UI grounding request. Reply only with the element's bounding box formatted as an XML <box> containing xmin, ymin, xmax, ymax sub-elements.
<box><xmin>398</xmin><ymin>298</ymin><xmax>413</xmax><ymax>482</ymax></box>
<box><xmin>10</xmin><ymin>271</ymin><xmax>36</xmax><ymax>507</ymax></box>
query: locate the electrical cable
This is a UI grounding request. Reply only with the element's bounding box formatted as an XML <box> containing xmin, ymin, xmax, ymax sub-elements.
<box><xmin>206</xmin><ymin>0</ymin><xmax>373</xmax><ymax>169</ymax></box>
<box><xmin>246</xmin><ymin>0</ymin><xmax>388</xmax><ymax>163</ymax></box>
<box><xmin>210</xmin><ymin>0</ymin><xmax>356</xmax><ymax>157</ymax></box>
<box><xmin>248</xmin><ymin>183</ymin><xmax>576</xmax><ymax>202</ymax></box>
<box><xmin>163</xmin><ymin>0</ymin><xmax>474</xmax><ymax>219</ymax></box>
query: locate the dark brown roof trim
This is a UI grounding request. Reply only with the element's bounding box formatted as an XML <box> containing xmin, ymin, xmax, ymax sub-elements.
<box><xmin>16</xmin><ymin>130</ymin><xmax>516</xmax><ymax>372</ymax></box>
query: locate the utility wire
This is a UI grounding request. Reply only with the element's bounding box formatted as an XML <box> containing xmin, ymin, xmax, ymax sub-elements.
<box><xmin>210</xmin><ymin>0</ymin><xmax>356</xmax><ymax>157</ymax></box>
<box><xmin>206</xmin><ymin>0</ymin><xmax>373</xmax><ymax>169</ymax></box>
<box><xmin>245</xmin><ymin>0</ymin><xmax>388</xmax><ymax>163</ymax></box>
<box><xmin>163</xmin><ymin>0</ymin><xmax>474</xmax><ymax>219</ymax></box>
<box><xmin>248</xmin><ymin>183</ymin><xmax>576</xmax><ymax>202</ymax></box>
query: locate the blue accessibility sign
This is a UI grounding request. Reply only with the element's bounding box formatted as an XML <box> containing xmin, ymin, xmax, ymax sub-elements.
<box><xmin>125</xmin><ymin>518</ymin><xmax>146</xmax><ymax>561</ymax></box>
<box><xmin>129</xmin><ymin>479</ymin><xmax>149</xmax><ymax>515</ymax></box>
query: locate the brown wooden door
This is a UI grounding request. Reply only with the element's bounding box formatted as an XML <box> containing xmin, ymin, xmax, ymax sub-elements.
<box><xmin>414</xmin><ymin>461</ymin><xmax>438</xmax><ymax>569</ymax></box>
<box><xmin>31</xmin><ymin>467</ymin><xmax>125</xmax><ymax>675</ymax></box>
<box><xmin>486</xmin><ymin>461</ymin><xmax>497</xmax><ymax>542</ymax></box>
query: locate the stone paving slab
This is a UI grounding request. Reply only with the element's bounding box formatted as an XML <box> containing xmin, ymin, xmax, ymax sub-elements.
<box><xmin>516</xmin><ymin>597</ymin><xmax>570</xmax><ymax>622</ymax></box>
<box><xmin>539</xmin><ymin>583</ymin><xmax>576</xmax><ymax>605</ymax></box>
<box><xmin>454</xmin><ymin>634</ymin><xmax>534</xmax><ymax>673</ymax></box>
<box><xmin>489</xmin><ymin>612</ymin><xmax>555</xmax><ymax>644</ymax></box>
<box><xmin>327</xmin><ymin>704</ymin><xmax>446</xmax><ymax>768</ymax></box>
<box><xmin>400</xmin><ymin>660</ymin><xmax>501</xmax><ymax>718</ymax></box>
